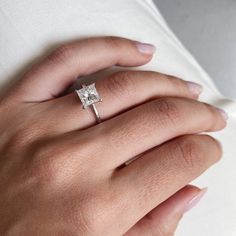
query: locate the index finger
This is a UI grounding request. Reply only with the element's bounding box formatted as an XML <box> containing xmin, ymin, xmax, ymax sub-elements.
<box><xmin>10</xmin><ymin>37</ymin><xmax>155</xmax><ymax>102</ymax></box>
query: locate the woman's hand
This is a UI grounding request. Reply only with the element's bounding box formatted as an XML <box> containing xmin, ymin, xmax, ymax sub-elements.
<box><xmin>0</xmin><ymin>37</ymin><xmax>227</xmax><ymax>235</ymax></box>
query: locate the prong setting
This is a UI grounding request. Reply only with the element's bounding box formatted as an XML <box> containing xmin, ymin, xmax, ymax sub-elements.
<box><xmin>76</xmin><ymin>83</ymin><xmax>101</xmax><ymax>109</ymax></box>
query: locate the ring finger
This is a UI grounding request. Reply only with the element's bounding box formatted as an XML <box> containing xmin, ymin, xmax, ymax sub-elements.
<box><xmin>46</xmin><ymin>70</ymin><xmax>202</xmax><ymax>132</ymax></box>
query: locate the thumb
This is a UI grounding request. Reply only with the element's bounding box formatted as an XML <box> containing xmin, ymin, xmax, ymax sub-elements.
<box><xmin>125</xmin><ymin>185</ymin><xmax>207</xmax><ymax>236</ymax></box>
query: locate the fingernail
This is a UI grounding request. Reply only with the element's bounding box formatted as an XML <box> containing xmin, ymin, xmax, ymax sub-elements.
<box><xmin>186</xmin><ymin>81</ymin><xmax>203</xmax><ymax>96</ymax></box>
<box><xmin>217</xmin><ymin>108</ymin><xmax>229</xmax><ymax>121</ymax></box>
<box><xmin>136</xmin><ymin>42</ymin><xmax>156</xmax><ymax>55</ymax></box>
<box><xmin>184</xmin><ymin>188</ymin><xmax>208</xmax><ymax>213</ymax></box>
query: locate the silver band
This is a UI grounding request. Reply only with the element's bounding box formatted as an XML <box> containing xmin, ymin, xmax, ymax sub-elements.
<box><xmin>91</xmin><ymin>104</ymin><xmax>102</xmax><ymax>123</ymax></box>
<box><xmin>75</xmin><ymin>83</ymin><xmax>102</xmax><ymax>124</ymax></box>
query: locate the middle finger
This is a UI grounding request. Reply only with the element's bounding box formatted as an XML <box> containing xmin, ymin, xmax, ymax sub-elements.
<box><xmin>45</xmin><ymin>71</ymin><xmax>202</xmax><ymax>132</ymax></box>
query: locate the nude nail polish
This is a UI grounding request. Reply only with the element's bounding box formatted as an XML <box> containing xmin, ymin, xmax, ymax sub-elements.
<box><xmin>217</xmin><ymin>108</ymin><xmax>229</xmax><ymax>121</ymax></box>
<box><xmin>136</xmin><ymin>42</ymin><xmax>156</xmax><ymax>54</ymax></box>
<box><xmin>186</xmin><ymin>81</ymin><xmax>203</xmax><ymax>95</ymax></box>
<box><xmin>184</xmin><ymin>188</ymin><xmax>208</xmax><ymax>213</ymax></box>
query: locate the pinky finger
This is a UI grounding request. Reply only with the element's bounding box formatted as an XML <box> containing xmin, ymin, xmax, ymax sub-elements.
<box><xmin>124</xmin><ymin>185</ymin><xmax>207</xmax><ymax>236</ymax></box>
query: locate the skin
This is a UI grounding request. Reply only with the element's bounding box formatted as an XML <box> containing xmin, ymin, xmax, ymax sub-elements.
<box><xmin>0</xmin><ymin>37</ymin><xmax>226</xmax><ymax>236</ymax></box>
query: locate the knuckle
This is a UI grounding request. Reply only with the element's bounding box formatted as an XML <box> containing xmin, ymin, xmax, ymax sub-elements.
<box><xmin>158</xmin><ymin>73</ymin><xmax>172</xmax><ymax>82</ymax></box>
<box><xmin>47</xmin><ymin>44</ymin><xmax>72</xmax><ymax>64</ymax></box>
<box><xmin>29</xmin><ymin>138</ymin><xmax>98</xmax><ymax>184</ymax></box>
<box><xmin>153</xmin><ymin>98</ymin><xmax>182</xmax><ymax>127</ymax></box>
<box><xmin>9</xmin><ymin>125</ymin><xmax>41</xmax><ymax>149</ymax></box>
<box><xmin>105</xmin><ymin>71</ymin><xmax>136</xmax><ymax>99</ymax></box>
<box><xmin>103</xmin><ymin>36</ymin><xmax>122</xmax><ymax>49</ymax></box>
<box><xmin>18</xmin><ymin>137</ymin><xmax>97</xmax><ymax>191</ymax></box>
<box><xmin>28</xmin><ymin>143</ymin><xmax>57</xmax><ymax>181</ymax></box>
<box><xmin>26</xmin><ymin>140</ymin><xmax>71</xmax><ymax>186</ymax></box>
<box><xmin>173</xmin><ymin>136</ymin><xmax>201</xmax><ymax>170</ymax></box>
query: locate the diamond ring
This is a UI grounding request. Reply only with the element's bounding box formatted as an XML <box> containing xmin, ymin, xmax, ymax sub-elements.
<box><xmin>75</xmin><ymin>83</ymin><xmax>102</xmax><ymax>123</ymax></box>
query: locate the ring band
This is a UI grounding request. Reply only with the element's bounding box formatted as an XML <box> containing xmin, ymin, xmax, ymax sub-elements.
<box><xmin>90</xmin><ymin>103</ymin><xmax>102</xmax><ymax>123</ymax></box>
<box><xmin>75</xmin><ymin>83</ymin><xmax>102</xmax><ymax>123</ymax></box>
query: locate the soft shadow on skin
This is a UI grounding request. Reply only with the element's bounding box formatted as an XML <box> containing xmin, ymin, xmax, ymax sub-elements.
<box><xmin>0</xmin><ymin>36</ymin><xmax>128</xmax><ymax>98</ymax></box>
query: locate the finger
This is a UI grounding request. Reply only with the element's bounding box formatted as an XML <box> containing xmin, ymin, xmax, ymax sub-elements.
<box><xmin>125</xmin><ymin>185</ymin><xmax>207</xmax><ymax>236</ymax></box>
<box><xmin>85</xmin><ymin>97</ymin><xmax>226</xmax><ymax>169</ymax></box>
<box><xmin>112</xmin><ymin>135</ymin><xmax>221</xmax><ymax>231</ymax></box>
<box><xmin>10</xmin><ymin>37</ymin><xmax>155</xmax><ymax>102</ymax></box>
<box><xmin>46</xmin><ymin>71</ymin><xmax>202</xmax><ymax>132</ymax></box>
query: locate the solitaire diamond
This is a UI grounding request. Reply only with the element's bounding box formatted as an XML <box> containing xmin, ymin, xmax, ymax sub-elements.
<box><xmin>76</xmin><ymin>83</ymin><xmax>101</xmax><ymax>109</ymax></box>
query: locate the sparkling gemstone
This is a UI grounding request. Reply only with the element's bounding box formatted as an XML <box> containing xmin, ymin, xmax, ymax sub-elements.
<box><xmin>76</xmin><ymin>83</ymin><xmax>101</xmax><ymax>108</ymax></box>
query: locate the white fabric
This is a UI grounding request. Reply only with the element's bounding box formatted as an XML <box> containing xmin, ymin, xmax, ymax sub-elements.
<box><xmin>0</xmin><ymin>0</ymin><xmax>235</xmax><ymax>235</ymax></box>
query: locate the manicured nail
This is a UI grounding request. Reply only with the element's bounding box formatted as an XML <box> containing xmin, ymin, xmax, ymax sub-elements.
<box><xmin>184</xmin><ymin>188</ymin><xmax>208</xmax><ymax>213</ymax></box>
<box><xmin>136</xmin><ymin>42</ymin><xmax>156</xmax><ymax>55</ymax></box>
<box><xmin>217</xmin><ymin>108</ymin><xmax>229</xmax><ymax>121</ymax></box>
<box><xmin>186</xmin><ymin>81</ymin><xmax>203</xmax><ymax>95</ymax></box>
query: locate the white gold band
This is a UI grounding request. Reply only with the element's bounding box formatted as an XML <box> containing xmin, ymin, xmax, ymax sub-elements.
<box><xmin>75</xmin><ymin>83</ymin><xmax>102</xmax><ymax>124</ymax></box>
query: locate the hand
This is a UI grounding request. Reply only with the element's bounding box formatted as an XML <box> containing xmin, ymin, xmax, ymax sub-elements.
<box><xmin>0</xmin><ymin>37</ymin><xmax>227</xmax><ymax>235</ymax></box>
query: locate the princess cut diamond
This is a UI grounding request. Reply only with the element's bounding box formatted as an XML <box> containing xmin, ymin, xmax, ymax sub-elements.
<box><xmin>76</xmin><ymin>83</ymin><xmax>101</xmax><ymax>109</ymax></box>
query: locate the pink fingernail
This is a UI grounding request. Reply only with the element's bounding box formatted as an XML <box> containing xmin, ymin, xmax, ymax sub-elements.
<box><xmin>184</xmin><ymin>188</ymin><xmax>208</xmax><ymax>213</ymax></box>
<box><xmin>217</xmin><ymin>108</ymin><xmax>229</xmax><ymax>121</ymax></box>
<box><xmin>136</xmin><ymin>42</ymin><xmax>156</xmax><ymax>54</ymax></box>
<box><xmin>186</xmin><ymin>81</ymin><xmax>203</xmax><ymax>95</ymax></box>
